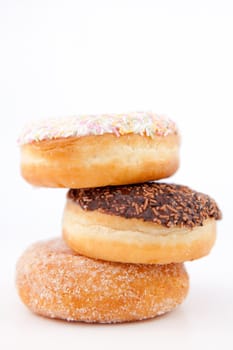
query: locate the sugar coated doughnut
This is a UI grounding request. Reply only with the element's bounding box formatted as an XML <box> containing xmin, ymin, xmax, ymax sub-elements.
<box><xmin>16</xmin><ymin>238</ymin><xmax>189</xmax><ymax>323</ymax></box>
<box><xmin>18</xmin><ymin>112</ymin><xmax>179</xmax><ymax>188</ymax></box>
<box><xmin>63</xmin><ymin>183</ymin><xmax>221</xmax><ymax>264</ymax></box>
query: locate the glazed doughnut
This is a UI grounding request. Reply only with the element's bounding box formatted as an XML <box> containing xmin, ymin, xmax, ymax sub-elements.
<box><xmin>16</xmin><ymin>238</ymin><xmax>189</xmax><ymax>323</ymax></box>
<box><xmin>18</xmin><ymin>112</ymin><xmax>180</xmax><ymax>188</ymax></box>
<box><xmin>63</xmin><ymin>183</ymin><xmax>221</xmax><ymax>264</ymax></box>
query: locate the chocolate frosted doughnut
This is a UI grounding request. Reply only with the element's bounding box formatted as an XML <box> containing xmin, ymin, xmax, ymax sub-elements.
<box><xmin>63</xmin><ymin>183</ymin><xmax>221</xmax><ymax>264</ymax></box>
<box><xmin>18</xmin><ymin>112</ymin><xmax>180</xmax><ymax>188</ymax></box>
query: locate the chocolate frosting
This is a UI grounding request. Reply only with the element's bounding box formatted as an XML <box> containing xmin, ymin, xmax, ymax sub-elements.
<box><xmin>68</xmin><ymin>183</ymin><xmax>222</xmax><ymax>228</ymax></box>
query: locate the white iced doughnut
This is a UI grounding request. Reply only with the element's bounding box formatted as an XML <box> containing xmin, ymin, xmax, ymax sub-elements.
<box><xmin>18</xmin><ymin>112</ymin><xmax>180</xmax><ymax>188</ymax></box>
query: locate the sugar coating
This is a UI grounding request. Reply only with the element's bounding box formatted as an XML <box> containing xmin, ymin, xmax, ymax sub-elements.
<box><xmin>18</xmin><ymin>112</ymin><xmax>178</xmax><ymax>145</ymax></box>
<box><xmin>16</xmin><ymin>238</ymin><xmax>189</xmax><ymax>323</ymax></box>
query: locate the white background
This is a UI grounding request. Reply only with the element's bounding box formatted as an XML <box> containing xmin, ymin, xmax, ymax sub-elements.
<box><xmin>0</xmin><ymin>1</ymin><xmax>233</xmax><ymax>349</ymax></box>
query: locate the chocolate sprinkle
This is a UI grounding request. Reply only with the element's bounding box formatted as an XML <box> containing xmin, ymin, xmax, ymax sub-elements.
<box><xmin>68</xmin><ymin>183</ymin><xmax>222</xmax><ymax>228</ymax></box>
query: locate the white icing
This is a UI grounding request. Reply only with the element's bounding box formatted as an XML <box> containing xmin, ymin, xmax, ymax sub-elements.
<box><xmin>18</xmin><ymin>112</ymin><xmax>178</xmax><ymax>144</ymax></box>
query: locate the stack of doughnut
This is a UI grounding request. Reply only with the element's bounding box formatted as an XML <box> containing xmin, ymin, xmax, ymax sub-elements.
<box><xmin>16</xmin><ymin>112</ymin><xmax>221</xmax><ymax>323</ymax></box>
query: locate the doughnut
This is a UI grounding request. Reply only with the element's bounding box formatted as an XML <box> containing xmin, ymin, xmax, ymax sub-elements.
<box><xmin>18</xmin><ymin>112</ymin><xmax>180</xmax><ymax>188</ymax></box>
<box><xmin>16</xmin><ymin>238</ymin><xmax>189</xmax><ymax>323</ymax></box>
<box><xmin>63</xmin><ymin>183</ymin><xmax>221</xmax><ymax>264</ymax></box>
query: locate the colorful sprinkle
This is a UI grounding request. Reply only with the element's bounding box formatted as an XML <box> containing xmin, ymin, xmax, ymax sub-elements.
<box><xmin>18</xmin><ymin>112</ymin><xmax>178</xmax><ymax>145</ymax></box>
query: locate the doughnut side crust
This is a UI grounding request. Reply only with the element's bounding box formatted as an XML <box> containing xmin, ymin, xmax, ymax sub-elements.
<box><xmin>62</xmin><ymin>200</ymin><xmax>217</xmax><ymax>264</ymax></box>
<box><xmin>20</xmin><ymin>133</ymin><xmax>179</xmax><ymax>188</ymax></box>
<box><xmin>16</xmin><ymin>239</ymin><xmax>189</xmax><ymax>323</ymax></box>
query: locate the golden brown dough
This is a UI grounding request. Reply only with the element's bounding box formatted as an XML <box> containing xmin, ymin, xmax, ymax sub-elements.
<box><xmin>16</xmin><ymin>238</ymin><xmax>189</xmax><ymax>323</ymax></box>
<box><xmin>20</xmin><ymin>133</ymin><xmax>179</xmax><ymax>188</ymax></box>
